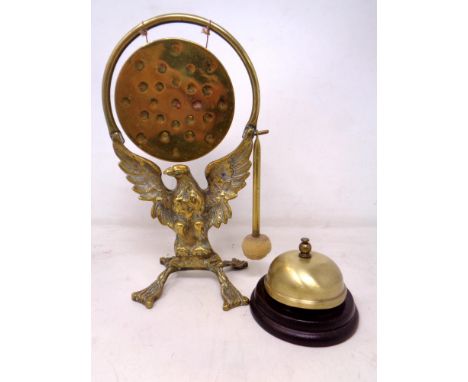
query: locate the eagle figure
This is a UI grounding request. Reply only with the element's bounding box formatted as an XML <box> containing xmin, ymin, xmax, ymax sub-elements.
<box><xmin>112</xmin><ymin>126</ymin><xmax>255</xmax><ymax>310</ymax></box>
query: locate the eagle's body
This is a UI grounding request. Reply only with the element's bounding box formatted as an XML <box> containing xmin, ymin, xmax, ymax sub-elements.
<box><xmin>112</xmin><ymin>126</ymin><xmax>255</xmax><ymax>310</ymax></box>
<box><xmin>113</xmin><ymin>126</ymin><xmax>255</xmax><ymax>310</ymax></box>
<box><xmin>167</xmin><ymin>167</ymin><xmax>211</xmax><ymax>257</ymax></box>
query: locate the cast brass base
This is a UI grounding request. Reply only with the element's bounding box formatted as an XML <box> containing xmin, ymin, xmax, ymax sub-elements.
<box><xmin>131</xmin><ymin>253</ymin><xmax>249</xmax><ymax>311</ymax></box>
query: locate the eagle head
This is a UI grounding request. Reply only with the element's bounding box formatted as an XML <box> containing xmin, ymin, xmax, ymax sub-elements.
<box><xmin>163</xmin><ymin>164</ymin><xmax>190</xmax><ymax>178</ymax></box>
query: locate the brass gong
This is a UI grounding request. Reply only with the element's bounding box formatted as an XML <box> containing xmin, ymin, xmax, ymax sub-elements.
<box><xmin>115</xmin><ymin>39</ymin><xmax>235</xmax><ymax>162</ymax></box>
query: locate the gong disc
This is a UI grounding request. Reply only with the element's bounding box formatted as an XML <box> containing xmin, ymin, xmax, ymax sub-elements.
<box><xmin>114</xmin><ymin>38</ymin><xmax>235</xmax><ymax>162</ymax></box>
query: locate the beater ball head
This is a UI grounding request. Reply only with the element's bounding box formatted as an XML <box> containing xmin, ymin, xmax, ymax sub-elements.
<box><xmin>242</xmin><ymin>234</ymin><xmax>271</xmax><ymax>260</ymax></box>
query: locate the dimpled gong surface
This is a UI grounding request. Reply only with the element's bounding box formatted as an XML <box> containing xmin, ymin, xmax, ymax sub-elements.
<box><xmin>115</xmin><ymin>38</ymin><xmax>235</xmax><ymax>162</ymax></box>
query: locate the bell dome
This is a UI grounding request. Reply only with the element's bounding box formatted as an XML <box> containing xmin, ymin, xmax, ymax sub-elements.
<box><xmin>264</xmin><ymin>238</ymin><xmax>347</xmax><ymax>309</ymax></box>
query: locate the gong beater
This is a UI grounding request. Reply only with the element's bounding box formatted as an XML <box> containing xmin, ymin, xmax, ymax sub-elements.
<box><xmin>102</xmin><ymin>14</ymin><xmax>271</xmax><ymax>311</ymax></box>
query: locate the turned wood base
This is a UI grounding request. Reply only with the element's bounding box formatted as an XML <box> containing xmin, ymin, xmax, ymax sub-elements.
<box><xmin>250</xmin><ymin>276</ymin><xmax>359</xmax><ymax>347</ymax></box>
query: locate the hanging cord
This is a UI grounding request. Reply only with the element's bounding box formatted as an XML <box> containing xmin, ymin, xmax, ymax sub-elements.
<box><xmin>202</xmin><ymin>20</ymin><xmax>212</xmax><ymax>48</ymax></box>
<box><xmin>139</xmin><ymin>21</ymin><xmax>149</xmax><ymax>43</ymax></box>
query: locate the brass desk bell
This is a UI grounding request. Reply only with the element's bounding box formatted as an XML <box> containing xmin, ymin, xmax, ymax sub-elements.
<box><xmin>250</xmin><ymin>238</ymin><xmax>359</xmax><ymax>346</ymax></box>
<box><xmin>102</xmin><ymin>14</ymin><xmax>270</xmax><ymax>311</ymax></box>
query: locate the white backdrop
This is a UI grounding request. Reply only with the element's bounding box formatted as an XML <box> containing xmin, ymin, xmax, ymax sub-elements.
<box><xmin>92</xmin><ymin>0</ymin><xmax>376</xmax><ymax>229</ymax></box>
<box><xmin>92</xmin><ymin>1</ymin><xmax>376</xmax><ymax>381</ymax></box>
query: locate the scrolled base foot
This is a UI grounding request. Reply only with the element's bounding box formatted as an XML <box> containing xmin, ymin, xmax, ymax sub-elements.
<box><xmin>131</xmin><ymin>266</ymin><xmax>176</xmax><ymax>309</ymax></box>
<box><xmin>132</xmin><ymin>253</ymin><xmax>249</xmax><ymax>311</ymax></box>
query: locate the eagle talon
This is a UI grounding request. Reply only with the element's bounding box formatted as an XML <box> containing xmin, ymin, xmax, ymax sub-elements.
<box><xmin>192</xmin><ymin>245</ymin><xmax>212</xmax><ymax>257</ymax></box>
<box><xmin>215</xmin><ymin>268</ymin><xmax>250</xmax><ymax>311</ymax></box>
<box><xmin>131</xmin><ymin>289</ymin><xmax>157</xmax><ymax>309</ymax></box>
<box><xmin>131</xmin><ymin>266</ymin><xmax>177</xmax><ymax>309</ymax></box>
<box><xmin>222</xmin><ymin>295</ymin><xmax>250</xmax><ymax>311</ymax></box>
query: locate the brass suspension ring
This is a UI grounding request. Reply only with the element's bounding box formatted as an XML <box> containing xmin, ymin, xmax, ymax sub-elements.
<box><xmin>102</xmin><ymin>13</ymin><xmax>260</xmax><ymax>141</ymax></box>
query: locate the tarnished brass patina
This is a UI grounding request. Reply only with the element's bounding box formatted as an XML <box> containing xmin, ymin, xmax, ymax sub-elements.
<box><xmin>102</xmin><ymin>14</ymin><xmax>266</xmax><ymax>310</ymax></box>
<box><xmin>115</xmin><ymin>39</ymin><xmax>234</xmax><ymax>162</ymax></box>
<box><xmin>264</xmin><ymin>238</ymin><xmax>347</xmax><ymax>310</ymax></box>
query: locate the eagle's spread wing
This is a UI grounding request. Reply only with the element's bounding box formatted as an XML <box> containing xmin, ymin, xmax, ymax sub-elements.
<box><xmin>204</xmin><ymin>127</ymin><xmax>255</xmax><ymax>229</ymax></box>
<box><xmin>113</xmin><ymin>140</ymin><xmax>174</xmax><ymax>228</ymax></box>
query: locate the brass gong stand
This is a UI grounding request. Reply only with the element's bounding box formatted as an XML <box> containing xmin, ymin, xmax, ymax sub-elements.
<box><xmin>102</xmin><ymin>14</ymin><xmax>269</xmax><ymax>311</ymax></box>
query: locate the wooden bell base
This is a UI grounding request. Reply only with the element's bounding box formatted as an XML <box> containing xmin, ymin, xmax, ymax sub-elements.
<box><xmin>250</xmin><ymin>276</ymin><xmax>359</xmax><ymax>347</ymax></box>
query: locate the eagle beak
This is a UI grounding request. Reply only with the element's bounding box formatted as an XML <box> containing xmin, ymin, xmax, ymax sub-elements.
<box><xmin>163</xmin><ymin>167</ymin><xmax>174</xmax><ymax>176</ymax></box>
